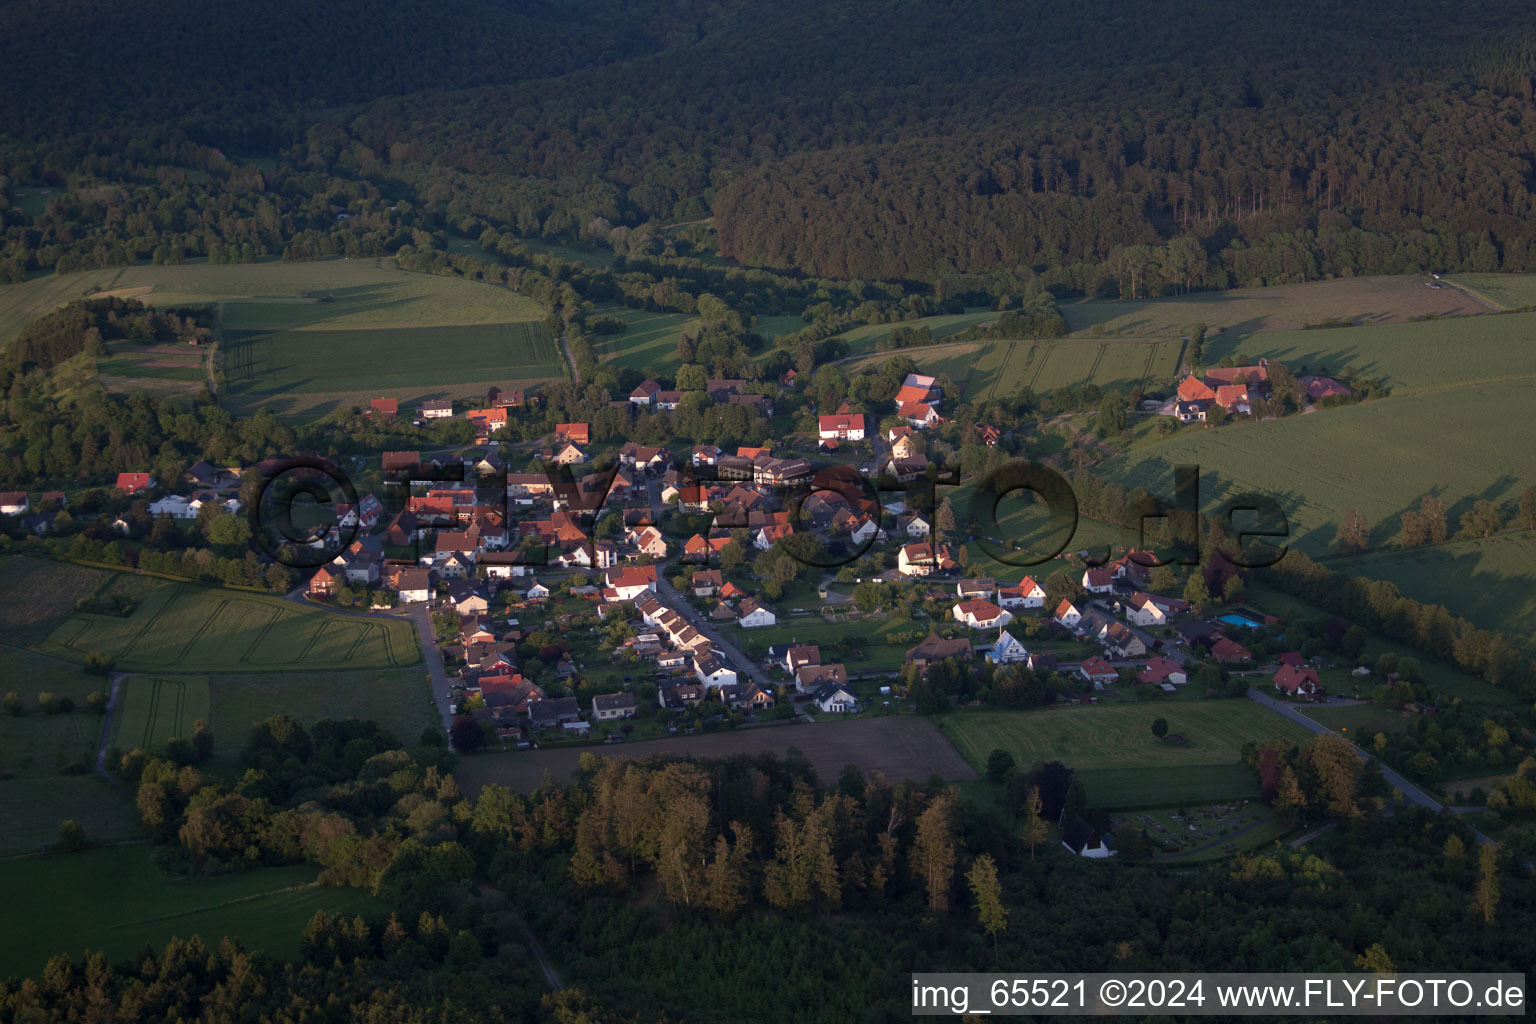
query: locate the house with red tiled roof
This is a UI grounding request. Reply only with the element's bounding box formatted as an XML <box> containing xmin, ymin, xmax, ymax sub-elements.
<box><xmin>1204</xmin><ymin>362</ymin><xmax>1269</xmax><ymax>388</ymax></box>
<box><xmin>952</xmin><ymin>598</ymin><xmax>1012</xmax><ymax>629</ymax></box>
<box><xmin>1081</xmin><ymin>567</ymin><xmax>1116</xmax><ymax>593</ymax></box>
<box><xmin>369</xmin><ymin>398</ymin><xmax>398</xmax><ymax>417</ymax></box>
<box><xmin>1054</xmin><ymin>599</ymin><xmax>1083</xmax><ymax>628</ymax></box>
<box><xmin>629</xmin><ymin>379</ymin><xmax>662</xmax><ymax>405</ymax></box>
<box><xmin>1210</xmin><ymin>636</ymin><xmax>1253</xmax><ymax>664</ymax></box>
<box><xmin>1078</xmin><ymin>656</ymin><xmax>1119</xmax><ymax>688</ymax></box>
<box><xmin>978</xmin><ymin>424</ymin><xmax>1001</xmax><ymax>447</ymax></box>
<box><xmin>893</xmin><ymin>383</ymin><xmax>938</xmax><ymax>407</ymax></box>
<box><xmin>1137</xmin><ymin>657</ymin><xmax>1187</xmax><ymax>686</ymax></box>
<box><xmin>818</xmin><ymin>413</ymin><xmax>866</xmax><ymax>441</ymax></box>
<box><xmin>998</xmin><ymin>577</ymin><xmax>1046</xmax><ymax>609</ymax></box>
<box><xmin>897</xmin><ymin>402</ymin><xmax>941</xmax><ymax>428</ymax></box>
<box><xmin>604</xmin><ymin>564</ymin><xmax>657</xmax><ymax>601</ymax></box>
<box><xmin>1177</xmin><ymin>376</ymin><xmax>1217</xmax><ymax>403</ymax></box>
<box><xmin>115</xmin><ymin>472</ymin><xmax>153</xmax><ymax>494</ymax></box>
<box><xmin>1300</xmin><ymin>375</ymin><xmax>1352</xmax><ymax>402</ymax></box>
<box><xmin>1212</xmin><ymin>384</ymin><xmax>1250</xmax><ymax>414</ymax></box>
<box><xmin>555</xmin><ymin>423</ymin><xmax>589</xmax><ymax>445</ymax></box>
<box><xmin>1273</xmin><ymin>663</ymin><xmax>1323</xmax><ymax>698</ymax></box>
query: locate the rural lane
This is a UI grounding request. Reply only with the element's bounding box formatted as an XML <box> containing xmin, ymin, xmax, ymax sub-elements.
<box><xmin>94</xmin><ymin>672</ymin><xmax>132</xmax><ymax>796</ymax></box>
<box><xmin>1246</xmin><ymin>689</ymin><xmax>1500</xmax><ymax>848</ymax></box>
<box><xmin>405</xmin><ymin>605</ymin><xmax>458</xmax><ymax>747</ymax></box>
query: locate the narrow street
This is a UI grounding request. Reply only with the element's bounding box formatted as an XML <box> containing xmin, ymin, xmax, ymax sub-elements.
<box><xmin>407</xmin><ymin>604</ymin><xmax>458</xmax><ymax>746</ymax></box>
<box><xmin>94</xmin><ymin>672</ymin><xmax>131</xmax><ymax>795</ymax></box>
<box><xmin>654</xmin><ymin>576</ymin><xmax>774</xmax><ymax>690</ymax></box>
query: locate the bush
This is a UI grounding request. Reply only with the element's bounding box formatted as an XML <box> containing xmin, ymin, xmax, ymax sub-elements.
<box><xmin>3</xmin><ymin>692</ymin><xmax>22</xmax><ymax>716</ymax></box>
<box><xmin>84</xmin><ymin>651</ymin><xmax>115</xmax><ymax>675</ymax></box>
<box><xmin>86</xmin><ymin>691</ymin><xmax>107</xmax><ymax>714</ymax></box>
<box><xmin>38</xmin><ymin>692</ymin><xmax>61</xmax><ymax>714</ymax></box>
<box><xmin>56</xmin><ymin>820</ymin><xmax>87</xmax><ymax>853</ymax></box>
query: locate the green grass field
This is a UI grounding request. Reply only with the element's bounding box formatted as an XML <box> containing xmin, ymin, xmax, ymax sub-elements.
<box><xmin>940</xmin><ymin>702</ymin><xmax>1312</xmax><ymax>806</ymax></box>
<box><xmin>0</xmin><ymin>777</ymin><xmax>139</xmax><ymax>856</ymax></box>
<box><xmin>1102</xmin><ymin>380</ymin><xmax>1536</xmax><ymax>555</ymax></box>
<box><xmin>727</xmin><ymin>616</ymin><xmax>923</xmax><ymax>673</ymax></box>
<box><xmin>0</xmin><ymin>558</ymin><xmax>125</xmax><ymax>647</ymax></box>
<box><xmin>590</xmin><ymin>306</ymin><xmax>698</xmax><ymax>375</ymax></box>
<box><xmin>109</xmin><ymin>676</ymin><xmax>211</xmax><ymax>753</ymax></box>
<box><xmin>1444</xmin><ymin>273</ymin><xmax>1536</xmax><ymax>311</ymax></box>
<box><xmin>205</xmin><ymin>667</ymin><xmax>437</xmax><ymax>773</ymax></box>
<box><xmin>1061</xmin><ymin>275</ymin><xmax>1488</xmax><ymax>338</ymax></box>
<box><xmin>1202</xmin><ymin>309</ymin><xmax>1536</xmax><ymax>395</ymax></box>
<box><xmin>1324</xmin><ymin>533</ymin><xmax>1536</xmax><ymax>645</ymax></box>
<box><xmin>1301</xmin><ymin>704</ymin><xmax>1414</xmax><ymax>738</ymax></box>
<box><xmin>0</xmin><ymin>845</ymin><xmax>379</xmax><ymax>980</ymax></box>
<box><xmin>39</xmin><ymin>584</ymin><xmax>419</xmax><ymax>673</ymax></box>
<box><xmin>221</xmin><ymin>318</ymin><xmax>561</xmax><ymax>417</ymax></box>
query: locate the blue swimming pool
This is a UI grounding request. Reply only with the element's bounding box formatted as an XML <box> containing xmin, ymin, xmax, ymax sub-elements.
<box><xmin>1217</xmin><ymin>613</ymin><xmax>1263</xmax><ymax>629</ymax></box>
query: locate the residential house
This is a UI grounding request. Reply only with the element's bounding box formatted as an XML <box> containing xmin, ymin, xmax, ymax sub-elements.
<box><xmin>736</xmin><ymin>597</ymin><xmax>777</xmax><ymax>628</ymax></box>
<box><xmin>1137</xmin><ymin>657</ymin><xmax>1187</xmax><ymax>686</ymax></box>
<box><xmin>1300</xmin><ymin>375</ymin><xmax>1352</xmax><ymax>402</ymax></box>
<box><xmin>394</xmin><ymin>567</ymin><xmax>435</xmax><ymax>603</ymax></box>
<box><xmin>1078</xmin><ymin>656</ymin><xmax>1119</xmax><ymax>688</ymax></box>
<box><xmin>1061</xmin><ymin>817</ymin><xmax>1115</xmax><ymax>858</ymax></box>
<box><xmin>555</xmin><ymin>423</ymin><xmax>590</xmax><ymax>445</ymax></box>
<box><xmin>721</xmin><ymin>682</ymin><xmax>775</xmax><ymax>712</ymax></box>
<box><xmin>1212</xmin><ymin>384</ymin><xmax>1250</xmax><ymax>415</ymax></box>
<box><xmin>905</xmin><ymin>634</ymin><xmax>971</xmax><ymax>671</ymax></box>
<box><xmin>795</xmin><ymin>663</ymin><xmax>848</xmax><ymax>694</ymax></box>
<box><xmin>985</xmin><ymin>630</ymin><xmax>1029</xmax><ymax>665</ymax></box>
<box><xmin>1209</xmin><ymin>637</ymin><xmax>1253</xmax><ymax>664</ymax></box>
<box><xmin>419</xmin><ymin>399</ymin><xmax>454</xmax><ymax>419</ymax></box>
<box><xmin>1273</xmin><ymin>664</ymin><xmax>1324</xmax><ymax>699</ymax></box>
<box><xmin>1203</xmin><ymin>361</ymin><xmax>1269</xmax><ymax>389</ymax></box>
<box><xmin>1027</xmin><ymin>651</ymin><xmax>1057</xmax><ymax>674</ymax></box>
<box><xmin>889</xmin><ymin>431</ymin><xmax>920</xmax><ymax>459</ymax></box>
<box><xmin>956</xmin><ymin>578</ymin><xmax>997</xmax><ymax>599</ymax></box>
<box><xmin>629</xmin><ymin>379</ymin><xmax>662</xmax><ymax>405</ymax></box>
<box><xmin>1173</xmin><ymin>400</ymin><xmax>1208</xmax><ymax>423</ymax></box>
<box><xmin>978</xmin><ymin>424</ymin><xmax>1001</xmax><ymax>447</ymax></box>
<box><xmin>691</xmin><ymin>569</ymin><xmax>723</xmax><ymax>597</ymax></box>
<box><xmin>550</xmin><ymin>443</ymin><xmax>588</xmax><ymax>465</ymax></box>
<box><xmin>885</xmin><ymin>454</ymin><xmax>929</xmax><ymax>482</ymax></box>
<box><xmin>953</xmin><ymin>599</ymin><xmax>1012</xmax><ymax>629</ymax></box>
<box><xmin>898</xmin><ymin>541</ymin><xmax>953</xmax><ymax>576</ymax></box>
<box><xmin>629</xmin><ymin>526</ymin><xmax>668</xmax><ymax>559</ymax></box>
<box><xmin>0</xmin><ymin>492</ymin><xmax>29</xmax><ymax>515</ymax></box>
<box><xmin>904</xmin><ymin>514</ymin><xmax>932</xmax><ymax>538</ymax></box>
<box><xmin>818</xmin><ymin>413</ymin><xmax>866</xmax><ymax>441</ymax></box>
<box><xmin>593</xmin><ymin>692</ymin><xmax>637</xmax><ymax>720</ymax></box>
<box><xmin>812</xmin><ymin>681</ymin><xmax>858</xmax><ymax>714</ymax></box>
<box><xmin>998</xmin><ymin>577</ymin><xmax>1046</xmax><ymax>609</ymax></box>
<box><xmin>115</xmin><ymin>472</ymin><xmax>153</xmax><ymax>494</ymax></box>
<box><xmin>1102</xmin><ymin>622</ymin><xmax>1148</xmax><ymax>659</ymax></box>
<box><xmin>1176</xmin><ymin>376</ymin><xmax>1217</xmax><ymax>403</ymax></box>
<box><xmin>694</xmin><ymin>651</ymin><xmax>738</xmax><ymax>689</ymax></box>
<box><xmin>308</xmin><ymin>565</ymin><xmax>338</xmax><ymax>596</ymax></box>
<box><xmin>370</xmin><ymin>398</ymin><xmax>398</xmax><ymax>418</ymax></box>
<box><xmin>605</xmin><ymin>564</ymin><xmax>657</xmax><ymax>601</ymax></box>
<box><xmin>784</xmin><ymin>645</ymin><xmax>821</xmax><ymax>673</ymax></box>
<box><xmin>1081</xmin><ymin>567</ymin><xmax>1115</xmax><ymax>594</ymax></box>
<box><xmin>659</xmin><ymin>682</ymin><xmax>706</xmax><ymax>710</ymax></box>
<box><xmin>381</xmin><ymin>451</ymin><xmax>421</xmax><ymax>475</ymax></box>
<box><xmin>528</xmin><ymin>697</ymin><xmax>583</xmax><ymax>731</ymax></box>
<box><xmin>898</xmin><ymin>402</ymin><xmax>941</xmax><ymax>428</ymax></box>
<box><xmin>1053</xmin><ymin>599</ymin><xmax>1083</xmax><ymax>628</ymax></box>
<box><xmin>1125</xmin><ymin>593</ymin><xmax>1169</xmax><ymax>627</ymax></box>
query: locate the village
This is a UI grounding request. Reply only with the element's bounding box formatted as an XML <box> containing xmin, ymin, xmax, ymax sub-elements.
<box><xmin>278</xmin><ymin>370</ymin><xmax>1351</xmax><ymax>753</ymax></box>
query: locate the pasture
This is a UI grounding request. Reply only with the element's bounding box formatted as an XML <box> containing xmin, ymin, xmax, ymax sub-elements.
<box><xmin>205</xmin><ymin>666</ymin><xmax>437</xmax><ymax>773</ymax></box>
<box><xmin>1327</xmin><ymin>533</ymin><xmax>1536</xmax><ymax>645</ymax></box>
<box><xmin>1202</xmin><ymin>308</ymin><xmax>1536</xmax><ymax>394</ymax></box>
<box><xmin>1061</xmin><ymin>275</ymin><xmax>1487</xmax><ymax>337</ymax></box>
<box><xmin>589</xmin><ymin>306</ymin><xmax>698</xmax><ymax>375</ymax></box>
<box><xmin>221</xmin><ymin>319</ymin><xmax>562</xmax><ymax>417</ymax></box>
<box><xmin>0</xmin><ymin>777</ymin><xmax>138</xmax><ymax>856</ymax></box>
<box><xmin>109</xmin><ymin>676</ymin><xmax>211</xmax><ymax>753</ymax></box>
<box><xmin>38</xmin><ymin>584</ymin><xmax>419</xmax><ymax>673</ymax></box>
<box><xmin>0</xmin><ymin>649</ymin><xmax>108</xmax><ymax>781</ymax></box>
<box><xmin>0</xmin><ymin>557</ymin><xmax>122</xmax><ymax>647</ymax></box>
<box><xmin>1444</xmin><ymin>273</ymin><xmax>1536</xmax><ymax>311</ymax></box>
<box><xmin>939</xmin><ymin>702</ymin><xmax>1312</xmax><ymax>804</ymax></box>
<box><xmin>1102</xmin><ymin>380</ymin><xmax>1536</xmax><ymax>555</ymax></box>
<box><xmin>0</xmin><ymin>845</ymin><xmax>379</xmax><ymax>980</ymax></box>
<box><xmin>838</xmin><ymin>336</ymin><xmax>1182</xmax><ymax>404</ymax></box>
<box><xmin>455</xmin><ymin>716</ymin><xmax>976</xmax><ymax>796</ymax></box>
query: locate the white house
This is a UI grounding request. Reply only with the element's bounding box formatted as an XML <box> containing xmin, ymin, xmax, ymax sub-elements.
<box><xmin>898</xmin><ymin>542</ymin><xmax>950</xmax><ymax>576</ymax></box>
<box><xmin>525</xmin><ymin>579</ymin><xmax>551</xmax><ymax>600</ymax></box>
<box><xmin>904</xmin><ymin>515</ymin><xmax>931</xmax><ymax>538</ymax></box>
<box><xmin>812</xmin><ymin>682</ymin><xmax>858</xmax><ymax>714</ymax></box>
<box><xmin>849</xmin><ymin>516</ymin><xmax>879</xmax><ymax>546</ymax></box>
<box><xmin>694</xmin><ymin>651</ymin><xmax>738</xmax><ymax>689</ymax></box>
<box><xmin>1081</xmin><ymin>567</ymin><xmax>1116</xmax><ymax>594</ymax></box>
<box><xmin>1062</xmin><ymin>817</ymin><xmax>1116</xmax><ymax>858</ymax></box>
<box><xmin>985</xmin><ymin>630</ymin><xmax>1029</xmax><ymax>665</ymax></box>
<box><xmin>818</xmin><ymin>413</ymin><xmax>866</xmax><ymax>441</ymax></box>
<box><xmin>148</xmin><ymin>495</ymin><xmax>197</xmax><ymax>519</ymax></box>
<box><xmin>736</xmin><ymin>597</ymin><xmax>777</xmax><ymax>628</ymax></box>
<box><xmin>998</xmin><ymin>577</ymin><xmax>1046</xmax><ymax>609</ymax></box>
<box><xmin>395</xmin><ymin>568</ymin><xmax>434</xmax><ymax>604</ymax></box>
<box><xmin>1053</xmin><ymin>599</ymin><xmax>1083</xmax><ymax>628</ymax></box>
<box><xmin>0</xmin><ymin>492</ymin><xmax>30</xmax><ymax>515</ymax></box>
<box><xmin>952</xmin><ymin>599</ymin><xmax>1012</xmax><ymax>629</ymax></box>
<box><xmin>605</xmin><ymin>565</ymin><xmax>657</xmax><ymax>601</ymax></box>
<box><xmin>1125</xmin><ymin>593</ymin><xmax>1168</xmax><ymax>627</ymax></box>
<box><xmin>593</xmin><ymin>692</ymin><xmax>637</xmax><ymax>720</ymax></box>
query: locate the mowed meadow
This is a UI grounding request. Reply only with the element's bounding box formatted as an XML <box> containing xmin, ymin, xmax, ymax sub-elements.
<box><xmin>0</xmin><ymin>259</ymin><xmax>567</xmax><ymax>416</ymax></box>
<box><xmin>38</xmin><ymin>582</ymin><xmax>419</xmax><ymax>673</ymax></box>
<box><xmin>939</xmin><ymin>702</ymin><xmax>1313</xmax><ymax>808</ymax></box>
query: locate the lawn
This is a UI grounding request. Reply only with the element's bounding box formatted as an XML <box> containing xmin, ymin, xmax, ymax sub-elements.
<box><xmin>726</xmin><ymin>615</ymin><xmax>927</xmax><ymax>673</ymax></box>
<box><xmin>1060</xmin><ymin>274</ymin><xmax>1488</xmax><ymax>338</ymax></box>
<box><xmin>589</xmin><ymin>306</ymin><xmax>698</xmax><ymax>376</ymax></box>
<box><xmin>0</xmin><ymin>845</ymin><xmax>379</xmax><ymax>980</ymax></box>
<box><xmin>221</xmin><ymin>319</ymin><xmax>562</xmax><ymax>418</ymax></box>
<box><xmin>0</xmin><ymin>777</ymin><xmax>139</xmax><ymax>856</ymax></box>
<box><xmin>108</xmin><ymin>676</ymin><xmax>211</xmax><ymax>754</ymax></box>
<box><xmin>1325</xmin><ymin>532</ymin><xmax>1536</xmax><ymax>647</ymax></box>
<box><xmin>38</xmin><ymin>584</ymin><xmax>419</xmax><ymax>673</ymax></box>
<box><xmin>204</xmin><ymin>666</ymin><xmax>438</xmax><ymax>773</ymax></box>
<box><xmin>939</xmin><ymin>701</ymin><xmax>1312</xmax><ymax>795</ymax></box>
<box><xmin>1302</xmin><ymin>704</ymin><xmax>1415</xmax><ymax>739</ymax></box>
<box><xmin>0</xmin><ymin>557</ymin><xmax>123</xmax><ymax>647</ymax></box>
<box><xmin>1101</xmin><ymin>380</ymin><xmax>1536</xmax><ymax>555</ymax></box>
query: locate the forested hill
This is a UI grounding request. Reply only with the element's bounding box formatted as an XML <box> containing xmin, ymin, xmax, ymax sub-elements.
<box><xmin>8</xmin><ymin>0</ymin><xmax>1536</xmax><ymax>287</ymax></box>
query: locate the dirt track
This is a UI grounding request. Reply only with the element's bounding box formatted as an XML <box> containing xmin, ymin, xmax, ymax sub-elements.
<box><xmin>454</xmin><ymin>715</ymin><xmax>977</xmax><ymax>795</ymax></box>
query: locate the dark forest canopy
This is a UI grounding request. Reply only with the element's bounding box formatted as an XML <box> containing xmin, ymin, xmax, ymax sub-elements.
<box><xmin>8</xmin><ymin>1</ymin><xmax>1536</xmax><ymax>288</ymax></box>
